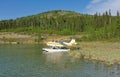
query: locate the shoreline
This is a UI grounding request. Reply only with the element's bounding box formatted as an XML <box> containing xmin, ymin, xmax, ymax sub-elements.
<box><xmin>0</xmin><ymin>32</ymin><xmax>38</xmax><ymax>44</ymax></box>
<box><xmin>1</xmin><ymin>32</ymin><xmax>120</xmax><ymax>65</ymax></box>
<box><xmin>68</xmin><ymin>41</ymin><xmax>120</xmax><ymax>65</ymax></box>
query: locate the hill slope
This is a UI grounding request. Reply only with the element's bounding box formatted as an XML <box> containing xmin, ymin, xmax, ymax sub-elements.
<box><xmin>0</xmin><ymin>10</ymin><xmax>120</xmax><ymax>41</ymax></box>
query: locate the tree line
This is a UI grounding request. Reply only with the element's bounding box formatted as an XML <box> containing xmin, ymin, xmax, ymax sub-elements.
<box><xmin>0</xmin><ymin>10</ymin><xmax>120</xmax><ymax>40</ymax></box>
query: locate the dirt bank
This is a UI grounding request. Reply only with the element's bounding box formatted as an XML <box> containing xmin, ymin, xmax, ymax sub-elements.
<box><xmin>0</xmin><ymin>32</ymin><xmax>38</xmax><ymax>44</ymax></box>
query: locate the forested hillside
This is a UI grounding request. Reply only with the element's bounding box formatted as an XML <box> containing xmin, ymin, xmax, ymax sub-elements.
<box><xmin>0</xmin><ymin>10</ymin><xmax>120</xmax><ymax>41</ymax></box>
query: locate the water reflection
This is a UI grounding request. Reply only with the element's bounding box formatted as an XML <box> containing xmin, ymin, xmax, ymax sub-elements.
<box><xmin>44</xmin><ymin>52</ymin><xmax>69</xmax><ymax>70</ymax></box>
<box><xmin>43</xmin><ymin>52</ymin><xmax>120</xmax><ymax>77</ymax></box>
<box><xmin>44</xmin><ymin>52</ymin><xmax>63</xmax><ymax>63</ymax></box>
<box><xmin>1</xmin><ymin>44</ymin><xmax>120</xmax><ymax>77</ymax></box>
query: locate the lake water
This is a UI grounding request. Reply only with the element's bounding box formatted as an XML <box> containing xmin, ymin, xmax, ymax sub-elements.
<box><xmin>0</xmin><ymin>44</ymin><xmax>120</xmax><ymax>77</ymax></box>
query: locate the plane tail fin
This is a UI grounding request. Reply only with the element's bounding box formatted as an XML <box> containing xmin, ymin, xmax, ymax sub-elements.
<box><xmin>70</xmin><ymin>39</ymin><xmax>77</xmax><ymax>44</ymax></box>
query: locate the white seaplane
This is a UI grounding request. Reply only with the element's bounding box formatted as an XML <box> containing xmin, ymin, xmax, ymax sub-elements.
<box><xmin>43</xmin><ymin>39</ymin><xmax>77</xmax><ymax>53</ymax></box>
<box><xmin>46</xmin><ymin>39</ymin><xmax>77</xmax><ymax>47</ymax></box>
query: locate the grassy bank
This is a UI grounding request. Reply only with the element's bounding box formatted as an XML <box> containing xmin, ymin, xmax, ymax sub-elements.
<box><xmin>68</xmin><ymin>41</ymin><xmax>120</xmax><ymax>65</ymax></box>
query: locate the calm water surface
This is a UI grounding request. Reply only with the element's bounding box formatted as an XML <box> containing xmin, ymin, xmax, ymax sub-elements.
<box><xmin>0</xmin><ymin>44</ymin><xmax>120</xmax><ymax>77</ymax></box>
